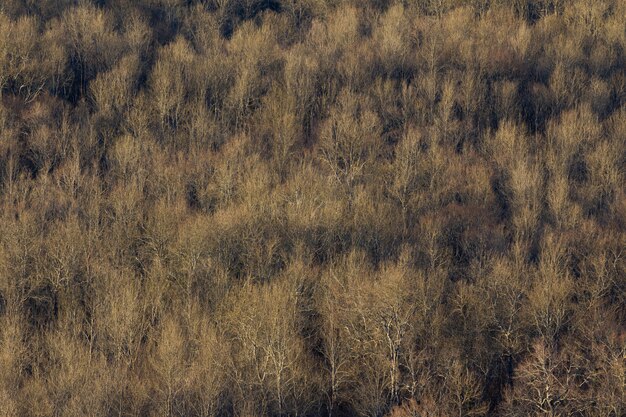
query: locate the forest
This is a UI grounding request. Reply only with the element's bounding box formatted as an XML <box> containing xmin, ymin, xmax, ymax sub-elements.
<box><xmin>0</xmin><ymin>0</ymin><xmax>624</xmax><ymax>416</ymax></box>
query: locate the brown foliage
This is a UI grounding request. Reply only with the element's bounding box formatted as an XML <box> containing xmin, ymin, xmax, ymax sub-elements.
<box><xmin>0</xmin><ymin>1</ymin><xmax>624</xmax><ymax>416</ymax></box>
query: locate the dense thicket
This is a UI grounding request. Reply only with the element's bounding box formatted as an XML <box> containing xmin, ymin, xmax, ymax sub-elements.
<box><xmin>0</xmin><ymin>0</ymin><xmax>624</xmax><ymax>416</ymax></box>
